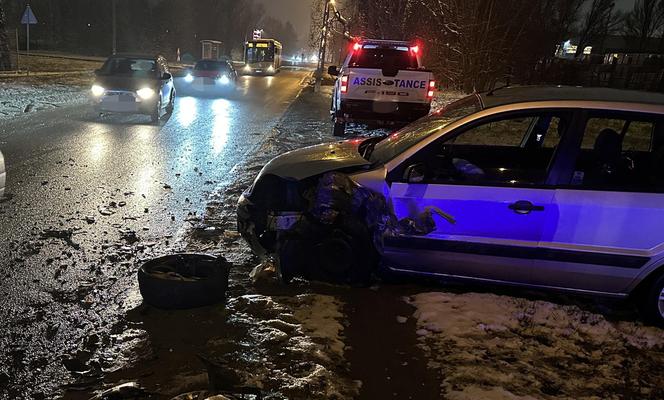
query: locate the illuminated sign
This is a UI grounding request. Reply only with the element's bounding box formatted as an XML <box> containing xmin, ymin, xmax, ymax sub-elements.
<box><xmin>563</xmin><ymin>40</ymin><xmax>592</xmax><ymax>55</ymax></box>
<box><xmin>352</xmin><ymin>77</ymin><xmax>428</xmax><ymax>89</ymax></box>
<box><xmin>256</xmin><ymin>43</ymin><xmax>269</xmax><ymax>48</ymax></box>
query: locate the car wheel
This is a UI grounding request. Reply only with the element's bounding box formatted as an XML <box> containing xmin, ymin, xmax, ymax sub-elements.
<box><xmin>278</xmin><ymin>217</ymin><xmax>377</xmax><ymax>286</ymax></box>
<box><xmin>332</xmin><ymin>121</ymin><xmax>346</xmax><ymax>137</ymax></box>
<box><xmin>639</xmin><ymin>271</ymin><xmax>664</xmax><ymax>327</ymax></box>
<box><xmin>137</xmin><ymin>254</ymin><xmax>230</xmax><ymax>309</ymax></box>
<box><xmin>165</xmin><ymin>91</ymin><xmax>175</xmax><ymax>114</ymax></box>
<box><xmin>151</xmin><ymin>97</ymin><xmax>161</xmax><ymax>124</ymax></box>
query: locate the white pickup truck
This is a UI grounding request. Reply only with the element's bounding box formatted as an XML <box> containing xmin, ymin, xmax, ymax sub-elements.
<box><xmin>328</xmin><ymin>39</ymin><xmax>436</xmax><ymax>136</ymax></box>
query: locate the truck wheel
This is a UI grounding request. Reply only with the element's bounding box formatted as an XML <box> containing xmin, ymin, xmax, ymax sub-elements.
<box><xmin>638</xmin><ymin>270</ymin><xmax>664</xmax><ymax>327</ymax></box>
<box><xmin>165</xmin><ymin>91</ymin><xmax>175</xmax><ymax>114</ymax></box>
<box><xmin>151</xmin><ymin>98</ymin><xmax>162</xmax><ymax>124</ymax></box>
<box><xmin>332</xmin><ymin>121</ymin><xmax>346</xmax><ymax>137</ymax></box>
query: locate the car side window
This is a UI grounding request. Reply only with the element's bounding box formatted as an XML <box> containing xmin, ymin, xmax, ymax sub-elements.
<box><xmin>400</xmin><ymin>111</ymin><xmax>569</xmax><ymax>187</ymax></box>
<box><xmin>568</xmin><ymin>113</ymin><xmax>663</xmax><ymax>192</ymax></box>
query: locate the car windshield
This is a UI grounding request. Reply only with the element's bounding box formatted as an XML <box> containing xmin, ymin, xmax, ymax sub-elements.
<box><xmin>247</xmin><ymin>47</ymin><xmax>274</xmax><ymax>63</ymax></box>
<box><xmin>99</xmin><ymin>57</ymin><xmax>158</xmax><ymax>78</ymax></box>
<box><xmin>369</xmin><ymin>95</ymin><xmax>481</xmax><ymax>164</ymax></box>
<box><xmin>195</xmin><ymin>61</ymin><xmax>229</xmax><ymax>71</ymax></box>
<box><xmin>349</xmin><ymin>47</ymin><xmax>419</xmax><ymax>69</ymax></box>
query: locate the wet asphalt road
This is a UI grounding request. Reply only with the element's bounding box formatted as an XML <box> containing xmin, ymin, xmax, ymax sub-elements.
<box><xmin>0</xmin><ymin>69</ymin><xmax>310</xmax><ymax>398</ymax></box>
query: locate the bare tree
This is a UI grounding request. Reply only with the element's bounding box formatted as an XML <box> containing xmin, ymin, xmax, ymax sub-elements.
<box><xmin>0</xmin><ymin>0</ymin><xmax>11</xmax><ymax>70</ymax></box>
<box><xmin>418</xmin><ymin>0</ymin><xmax>537</xmax><ymax>91</ymax></box>
<box><xmin>310</xmin><ymin>0</ymin><xmax>586</xmax><ymax>90</ymax></box>
<box><xmin>575</xmin><ymin>0</ymin><xmax>623</xmax><ymax>57</ymax></box>
<box><xmin>623</xmin><ymin>0</ymin><xmax>664</xmax><ymax>50</ymax></box>
<box><xmin>343</xmin><ymin>0</ymin><xmax>417</xmax><ymax>39</ymax></box>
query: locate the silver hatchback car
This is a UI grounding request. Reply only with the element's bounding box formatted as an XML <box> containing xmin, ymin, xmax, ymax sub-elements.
<box><xmin>238</xmin><ymin>86</ymin><xmax>664</xmax><ymax>326</ymax></box>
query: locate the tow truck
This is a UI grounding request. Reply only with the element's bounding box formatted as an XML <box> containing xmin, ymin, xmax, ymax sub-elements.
<box><xmin>328</xmin><ymin>39</ymin><xmax>436</xmax><ymax>136</ymax></box>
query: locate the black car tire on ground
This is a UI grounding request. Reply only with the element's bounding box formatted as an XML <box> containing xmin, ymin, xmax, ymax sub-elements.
<box><xmin>332</xmin><ymin>121</ymin><xmax>346</xmax><ymax>137</ymax></box>
<box><xmin>639</xmin><ymin>270</ymin><xmax>664</xmax><ymax>327</ymax></box>
<box><xmin>151</xmin><ymin>97</ymin><xmax>162</xmax><ymax>124</ymax></box>
<box><xmin>138</xmin><ymin>254</ymin><xmax>230</xmax><ymax>309</ymax></box>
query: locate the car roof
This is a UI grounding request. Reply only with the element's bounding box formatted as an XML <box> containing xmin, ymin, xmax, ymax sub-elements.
<box><xmin>478</xmin><ymin>86</ymin><xmax>664</xmax><ymax>109</ymax></box>
<box><xmin>358</xmin><ymin>39</ymin><xmax>413</xmax><ymax>47</ymax></box>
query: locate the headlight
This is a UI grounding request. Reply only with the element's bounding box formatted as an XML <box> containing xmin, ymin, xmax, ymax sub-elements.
<box><xmin>244</xmin><ymin>65</ymin><xmax>251</xmax><ymax>72</ymax></box>
<box><xmin>268</xmin><ymin>65</ymin><xmax>275</xmax><ymax>72</ymax></box>
<box><xmin>217</xmin><ymin>75</ymin><xmax>230</xmax><ymax>85</ymax></box>
<box><xmin>184</xmin><ymin>73</ymin><xmax>194</xmax><ymax>83</ymax></box>
<box><xmin>91</xmin><ymin>85</ymin><xmax>105</xmax><ymax>97</ymax></box>
<box><xmin>136</xmin><ymin>88</ymin><xmax>155</xmax><ymax>100</ymax></box>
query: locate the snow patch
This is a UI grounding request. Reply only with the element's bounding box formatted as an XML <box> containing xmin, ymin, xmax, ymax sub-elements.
<box><xmin>407</xmin><ymin>291</ymin><xmax>664</xmax><ymax>399</ymax></box>
<box><xmin>0</xmin><ymin>82</ymin><xmax>87</xmax><ymax>120</ymax></box>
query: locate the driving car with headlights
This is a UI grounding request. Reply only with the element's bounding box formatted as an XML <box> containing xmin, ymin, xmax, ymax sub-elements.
<box><xmin>91</xmin><ymin>54</ymin><xmax>175</xmax><ymax>124</ymax></box>
<box><xmin>238</xmin><ymin>86</ymin><xmax>664</xmax><ymax>327</ymax></box>
<box><xmin>184</xmin><ymin>59</ymin><xmax>238</xmax><ymax>92</ymax></box>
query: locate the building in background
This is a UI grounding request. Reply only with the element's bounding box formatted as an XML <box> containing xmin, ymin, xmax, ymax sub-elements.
<box><xmin>556</xmin><ymin>36</ymin><xmax>664</xmax><ymax>66</ymax></box>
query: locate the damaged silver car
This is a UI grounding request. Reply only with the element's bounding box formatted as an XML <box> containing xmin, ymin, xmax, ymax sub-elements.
<box><xmin>238</xmin><ymin>86</ymin><xmax>664</xmax><ymax>326</ymax></box>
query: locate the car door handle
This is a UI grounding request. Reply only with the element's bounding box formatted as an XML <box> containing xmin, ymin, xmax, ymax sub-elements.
<box><xmin>509</xmin><ymin>200</ymin><xmax>545</xmax><ymax>214</ymax></box>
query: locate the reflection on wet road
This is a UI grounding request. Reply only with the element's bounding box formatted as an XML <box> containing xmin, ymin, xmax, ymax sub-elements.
<box><xmin>0</xmin><ymin>69</ymin><xmax>310</xmax><ymax>397</ymax></box>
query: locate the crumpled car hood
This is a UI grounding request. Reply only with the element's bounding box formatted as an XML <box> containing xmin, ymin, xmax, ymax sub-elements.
<box><xmin>258</xmin><ymin>140</ymin><xmax>371</xmax><ymax>181</ymax></box>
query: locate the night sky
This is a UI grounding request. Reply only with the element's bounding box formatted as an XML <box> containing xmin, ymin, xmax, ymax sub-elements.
<box><xmin>257</xmin><ymin>0</ymin><xmax>636</xmax><ymax>50</ymax></box>
<box><xmin>256</xmin><ymin>0</ymin><xmax>315</xmax><ymax>49</ymax></box>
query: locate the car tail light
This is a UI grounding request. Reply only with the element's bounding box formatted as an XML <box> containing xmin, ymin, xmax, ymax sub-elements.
<box><xmin>341</xmin><ymin>75</ymin><xmax>349</xmax><ymax>93</ymax></box>
<box><xmin>353</xmin><ymin>42</ymin><xmax>362</xmax><ymax>52</ymax></box>
<box><xmin>427</xmin><ymin>80</ymin><xmax>436</xmax><ymax>99</ymax></box>
<box><xmin>410</xmin><ymin>45</ymin><xmax>420</xmax><ymax>54</ymax></box>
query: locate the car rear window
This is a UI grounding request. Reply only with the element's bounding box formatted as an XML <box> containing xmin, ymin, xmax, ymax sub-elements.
<box><xmin>195</xmin><ymin>61</ymin><xmax>229</xmax><ymax>71</ymax></box>
<box><xmin>349</xmin><ymin>48</ymin><xmax>419</xmax><ymax>70</ymax></box>
<box><xmin>99</xmin><ymin>58</ymin><xmax>158</xmax><ymax>77</ymax></box>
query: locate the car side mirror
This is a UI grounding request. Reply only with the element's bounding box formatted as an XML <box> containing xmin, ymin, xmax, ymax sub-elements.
<box><xmin>327</xmin><ymin>66</ymin><xmax>339</xmax><ymax>76</ymax></box>
<box><xmin>404</xmin><ymin>163</ymin><xmax>426</xmax><ymax>183</ymax></box>
<box><xmin>162</xmin><ymin>72</ymin><xmax>172</xmax><ymax>80</ymax></box>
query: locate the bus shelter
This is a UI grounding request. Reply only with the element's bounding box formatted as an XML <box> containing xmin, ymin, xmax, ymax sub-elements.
<box><xmin>201</xmin><ymin>40</ymin><xmax>223</xmax><ymax>60</ymax></box>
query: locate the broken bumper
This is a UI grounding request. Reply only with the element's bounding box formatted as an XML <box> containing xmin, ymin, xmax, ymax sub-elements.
<box><xmin>237</xmin><ymin>193</ymin><xmax>266</xmax><ymax>256</ymax></box>
<box><xmin>336</xmin><ymin>100</ymin><xmax>431</xmax><ymax>124</ymax></box>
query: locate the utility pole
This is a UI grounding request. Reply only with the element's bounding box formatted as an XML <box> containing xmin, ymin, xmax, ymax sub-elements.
<box><xmin>15</xmin><ymin>29</ymin><xmax>19</xmax><ymax>73</ymax></box>
<box><xmin>314</xmin><ymin>0</ymin><xmax>349</xmax><ymax>92</ymax></box>
<box><xmin>314</xmin><ymin>0</ymin><xmax>332</xmax><ymax>93</ymax></box>
<box><xmin>112</xmin><ymin>0</ymin><xmax>117</xmax><ymax>54</ymax></box>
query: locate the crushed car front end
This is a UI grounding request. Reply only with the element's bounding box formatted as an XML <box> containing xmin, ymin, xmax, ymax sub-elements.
<box><xmin>237</xmin><ymin>140</ymin><xmax>375</xmax><ymax>257</ymax></box>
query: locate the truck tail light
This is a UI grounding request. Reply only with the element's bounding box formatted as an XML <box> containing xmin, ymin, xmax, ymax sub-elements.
<box><xmin>427</xmin><ymin>80</ymin><xmax>436</xmax><ymax>99</ymax></box>
<box><xmin>341</xmin><ymin>75</ymin><xmax>349</xmax><ymax>93</ymax></box>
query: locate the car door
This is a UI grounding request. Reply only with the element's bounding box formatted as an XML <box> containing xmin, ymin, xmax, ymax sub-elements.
<box><xmin>534</xmin><ymin>110</ymin><xmax>664</xmax><ymax>294</ymax></box>
<box><xmin>383</xmin><ymin>109</ymin><xmax>572</xmax><ymax>284</ymax></box>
